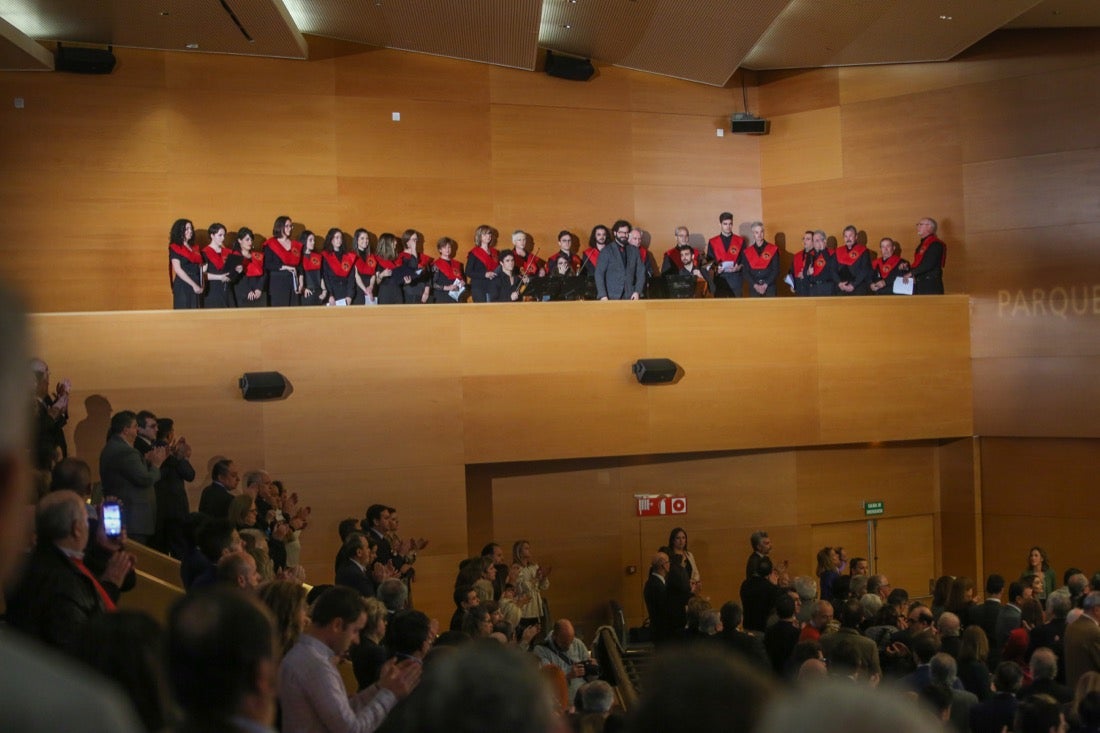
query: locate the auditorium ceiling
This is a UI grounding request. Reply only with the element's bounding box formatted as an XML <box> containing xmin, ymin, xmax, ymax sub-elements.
<box><xmin>0</xmin><ymin>0</ymin><xmax>1097</xmax><ymax>85</ymax></box>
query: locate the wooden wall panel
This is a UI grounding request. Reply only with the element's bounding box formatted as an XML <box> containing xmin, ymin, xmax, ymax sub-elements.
<box><xmin>164</xmin><ymin>48</ymin><xmax>334</xmax><ymax>97</ymax></box>
<box><xmin>759</xmin><ymin>107</ymin><xmax>842</xmax><ymax>188</ymax></box>
<box><xmin>333</xmin><ymin>97</ymin><xmax>491</xmax><ymax>179</ymax></box>
<box><xmin>755</xmin><ymin>68</ymin><xmax>839</xmax><ymax>118</ymax></box>
<box><xmin>838</xmin><ymin>63</ymin><xmax>960</xmax><ymax>106</ymax></box>
<box><xmin>840</xmin><ymin>88</ymin><xmax>961</xmax><ymax>179</ymax></box>
<box><xmin>630</xmin><ymin>111</ymin><xmax>759</xmax><ymax>189</ymax></box>
<box><xmin>335</xmin><ymin>45</ymin><xmax>491</xmax><ymax>104</ymax></box>
<box><xmin>937</xmin><ymin>438</ymin><xmax>981</xmax><ymax>582</ymax></box>
<box><xmin>488</xmin><ymin>63</ymin><xmax>632</xmax><ymax>111</ymax></box>
<box><xmin>489</xmin><ymin>179</ymin><xmax>636</xmax><ymax>254</ymax></box>
<box><xmin>627</xmin><ymin>70</ymin><xmax>746</xmax><ymax>118</ymax></box>
<box><xmin>875</xmin><ymin>515</ymin><xmax>936</xmax><ymax>599</ymax></box>
<box><xmin>632</xmin><ymin>186</ymin><xmax>762</xmax><ymax>252</ymax></box>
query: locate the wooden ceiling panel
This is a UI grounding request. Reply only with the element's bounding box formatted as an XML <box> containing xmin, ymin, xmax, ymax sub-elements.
<box><xmin>286</xmin><ymin>0</ymin><xmax>542</xmax><ymax>70</ymax></box>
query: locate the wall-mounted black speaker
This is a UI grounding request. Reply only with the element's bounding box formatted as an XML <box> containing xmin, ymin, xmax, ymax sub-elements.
<box><xmin>730</xmin><ymin>116</ymin><xmax>770</xmax><ymax>135</ymax></box>
<box><xmin>632</xmin><ymin>359</ymin><xmax>679</xmax><ymax>385</ymax></box>
<box><xmin>545</xmin><ymin>50</ymin><xmax>595</xmax><ymax>82</ymax></box>
<box><xmin>55</xmin><ymin>44</ymin><xmax>117</xmax><ymax>75</ymax></box>
<box><xmin>239</xmin><ymin>372</ymin><xmax>288</xmax><ymax>401</ymax></box>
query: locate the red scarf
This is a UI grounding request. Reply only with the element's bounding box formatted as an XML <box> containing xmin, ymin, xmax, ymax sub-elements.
<box><xmin>323</xmin><ymin>251</ymin><xmax>357</xmax><ymax>275</ymax></box>
<box><xmin>169</xmin><ymin>243</ymin><xmax>202</xmax><ymax>264</ymax></box>
<box><xmin>742</xmin><ymin>243</ymin><xmax>777</xmax><ymax>269</ymax></box>
<box><xmin>264</xmin><ymin>238</ymin><xmax>302</xmax><ymax>267</ymax></box>
<box><xmin>808</xmin><ymin>252</ymin><xmax>828</xmax><ymax>276</ymax></box>
<box><xmin>873</xmin><ymin>255</ymin><xmax>902</xmax><ymax>279</ymax></box>
<box><xmin>792</xmin><ymin>250</ymin><xmax>809</xmax><ymax>275</ymax></box>
<box><xmin>242</xmin><ymin>251</ymin><xmax>264</xmax><ymax>277</ymax></box>
<box><xmin>302</xmin><ymin>252</ymin><xmax>322</xmax><ymax>271</ymax></box>
<box><xmin>468</xmin><ymin>246</ymin><xmax>499</xmax><ymax>272</ymax></box>
<box><xmin>912</xmin><ymin>236</ymin><xmax>947</xmax><ymax>269</ymax></box>
<box><xmin>708</xmin><ymin>234</ymin><xmax>745</xmax><ymax>262</ymax></box>
<box><xmin>435</xmin><ymin>258</ymin><xmax>464</xmax><ymax>281</ymax></box>
<box><xmin>583</xmin><ymin>248</ymin><xmax>600</xmax><ymax>267</ymax></box>
<box><xmin>834</xmin><ymin>244</ymin><xmax>868</xmax><ymax>266</ymax></box>
<box><xmin>375</xmin><ymin>256</ymin><xmax>401</xmax><ymax>271</ymax></box>
<box><xmin>202</xmin><ymin>245</ymin><xmax>229</xmax><ymax>270</ymax></box>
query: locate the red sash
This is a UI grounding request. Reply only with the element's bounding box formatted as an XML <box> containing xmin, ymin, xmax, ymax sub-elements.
<box><xmin>834</xmin><ymin>244</ymin><xmax>868</xmax><ymax>266</ymax></box>
<box><xmin>873</xmin><ymin>255</ymin><xmax>902</xmax><ymax>279</ymax></box>
<box><xmin>435</xmin><ymin>258</ymin><xmax>464</xmax><ymax>281</ymax></box>
<box><xmin>742</xmin><ymin>243</ymin><xmax>778</xmax><ymax>270</ymax></box>
<box><xmin>302</xmin><ymin>252</ymin><xmax>322</xmax><ymax>271</ymax></box>
<box><xmin>169</xmin><ymin>243</ymin><xmax>202</xmax><ymax>264</ymax></box>
<box><xmin>809</xmin><ymin>253</ymin><xmax>828</xmax><ymax>276</ymax></box>
<box><xmin>514</xmin><ymin>251</ymin><xmax>542</xmax><ymax>276</ymax></box>
<box><xmin>666</xmin><ymin>247</ymin><xmax>700</xmax><ymax>269</ymax></box>
<box><xmin>323</xmin><ymin>251</ymin><xmax>356</xmax><ymax>275</ymax></box>
<box><xmin>708</xmin><ymin>234</ymin><xmax>745</xmax><ymax>262</ymax></box>
<box><xmin>375</xmin><ymin>256</ymin><xmax>401</xmax><ymax>271</ymax></box>
<box><xmin>792</xmin><ymin>250</ymin><xmax>808</xmax><ymax>276</ymax></box>
<box><xmin>355</xmin><ymin>252</ymin><xmax>377</xmax><ymax>276</ymax></box>
<box><xmin>912</xmin><ymin>236</ymin><xmax>947</xmax><ymax>269</ymax></box>
<box><xmin>202</xmin><ymin>245</ymin><xmax>229</xmax><ymax>270</ymax></box>
<box><xmin>583</xmin><ymin>248</ymin><xmax>600</xmax><ymax>267</ymax></box>
<box><xmin>243</xmin><ymin>251</ymin><xmax>264</xmax><ymax>277</ymax></box>
<box><xmin>468</xmin><ymin>246</ymin><xmax>499</xmax><ymax>272</ymax></box>
<box><xmin>264</xmin><ymin>238</ymin><xmax>302</xmax><ymax>267</ymax></box>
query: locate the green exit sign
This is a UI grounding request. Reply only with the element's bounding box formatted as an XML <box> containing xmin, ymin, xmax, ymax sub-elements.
<box><xmin>864</xmin><ymin>501</ymin><xmax>884</xmax><ymax>516</ymax></box>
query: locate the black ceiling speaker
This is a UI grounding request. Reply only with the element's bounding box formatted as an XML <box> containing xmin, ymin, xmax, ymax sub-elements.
<box><xmin>55</xmin><ymin>44</ymin><xmax>117</xmax><ymax>74</ymax></box>
<box><xmin>239</xmin><ymin>372</ymin><xmax>288</xmax><ymax>401</ymax></box>
<box><xmin>730</xmin><ymin>113</ymin><xmax>770</xmax><ymax>135</ymax></box>
<box><xmin>545</xmin><ymin>50</ymin><xmax>595</xmax><ymax>82</ymax></box>
<box><xmin>632</xmin><ymin>359</ymin><xmax>679</xmax><ymax>385</ymax></box>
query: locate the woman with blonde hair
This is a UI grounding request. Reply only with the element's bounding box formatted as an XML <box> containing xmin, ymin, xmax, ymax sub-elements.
<box><xmin>466</xmin><ymin>225</ymin><xmax>499</xmax><ymax>303</ymax></box>
<box><xmin>257</xmin><ymin>580</ymin><xmax>308</xmax><ymax>656</ymax></box>
<box><xmin>227</xmin><ymin>493</ymin><xmax>258</xmax><ymax>531</ymax></box>
<box><xmin>958</xmin><ymin>624</ymin><xmax>992</xmax><ymax>700</ymax></box>
<box><xmin>351</xmin><ymin>597</ymin><xmax>390</xmax><ymax>690</ymax></box>
<box><xmin>513</xmin><ymin>539</ymin><xmax>550</xmax><ymax>632</ymax></box>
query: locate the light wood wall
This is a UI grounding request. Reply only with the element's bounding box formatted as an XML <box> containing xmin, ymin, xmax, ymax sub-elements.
<box><xmin>29</xmin><ymin>298</ymin><xmax>971</xmax><ymax>625</ymax></box>
<box><xmin>757</xmin><ymin>29</ymin><xmax>1100</xmax><ymax>439</ymax></box>
<box><xmin>0</xmin><ymin>37</ymin><xmax>759</xmax><ymax>313</ymax></box>
<box><xmin>979</xmin><ymin>437</ymin><xmax>1100</xmax><ymax>585</ymax></box>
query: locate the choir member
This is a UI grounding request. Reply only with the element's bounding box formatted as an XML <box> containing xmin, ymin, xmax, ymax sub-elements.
<box><xmin>168</xmin><ymin>218</ymin><xmax>203</xmax><ymax>309</ymax></box>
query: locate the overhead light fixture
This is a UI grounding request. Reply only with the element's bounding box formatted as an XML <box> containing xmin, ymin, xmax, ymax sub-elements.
<box><xmin>563</xmin><ymin>24</ymin><xmax>572</xmax><ymax>29</ymax></box>
<box><xmin>186</xmin><ymin>42</ymin><xmax>199</xmax><ymax>49</ymax></box>
<box><xmin>939</xmin><ymin>14</ymin><xmax>952</xmax><ymax>20</ymax></box>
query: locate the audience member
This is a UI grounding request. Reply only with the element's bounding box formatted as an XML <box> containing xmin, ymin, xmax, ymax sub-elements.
<box><xmin>152</xmin><ymin>416</ymin><xmax>195</xmax><ymax>558</ymax></box>
<box><xmin>352</xmin><ymin>597</ymin><xmax>392</xmax><ymax>691</ymax></box>
<box><xmin>534</xmin><ymin>618</ymin><xmax>598</xmax><ymax>699</ymax></box>
<box><xmin>971</xmin><ymin>662</ymin><xmax>1023</xmax><ymax>733</ymax></box>
<box><xmin>216</xmin><ymin>550</ymin><xmax>262</xmax><ymax>591</ymax></box>
<box><xmin>199</xmin><ymin>459</ymin><xmax>240</xmax><ymax>518</ymax></box>
<box><xmin>166</xmin><ymin>586</ymin><xmax>280</xmax><ymax>732</ymax></box>
<box><xmin>98</xmin><ymin>410</ymin><xmax>166</xmax><ymax>543</ymax></box>
<box><xmin>279</xmin><ymin>586</ymin><xmax>421</xmax><ymax>733</ymax></box>
<box><xmin>257</xmin><ymin>579</ymin><xmax>308</xmax><ymax>656</ymax></box>
<box><xmin>1066</xmin><ymin>593</ymin><xmax>1100</xmax><ymax>689</ymax></box>
<box><xmin>718</xmin><ymin>601</ymin><xmax>771</xmax><ymax>673</ymax></box>
<box><xmin>1021</xmin><ymin>648</ymin><xmax>1071</xmax><ymax>703</ymax></box>
<box><xmin>929</xmin><ymin>653</ymin><xmax>979</xmax><ymax>733</ymax></box>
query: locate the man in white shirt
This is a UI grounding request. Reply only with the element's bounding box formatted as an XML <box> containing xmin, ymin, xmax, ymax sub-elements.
<box><xmin>279</xmin><ymin>585</ymin><xmax>420</xmax><ymax>733</ymax></box>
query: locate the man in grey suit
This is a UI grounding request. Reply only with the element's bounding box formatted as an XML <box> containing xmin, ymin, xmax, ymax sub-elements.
<box><xmin>99</xmin><ymin>410</ymin><xmax>165</xmax><ymax>544</ymax></box>
<box><xmin>596</xmin><ymin>219</ymin><xmax>646</xmax><ymax>301</ymax></box>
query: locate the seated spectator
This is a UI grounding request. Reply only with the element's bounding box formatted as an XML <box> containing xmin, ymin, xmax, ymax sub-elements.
<box><xmin>166</xmin><ymin>586</ymin><xmax>280</xmax><ymax>732</ymax></box>
<box><xmin>71</xmin><ymin>610</ymin><xmax>170</xmax><ymax>733</ymax></box>
<box><xmin>1020</xmin><ymin>648</ymin><xmax>1071</xmax><ymax>703</ymax></box>
<box><xmin>628</xmin><ymin>646</ymin><xmax>774</xmax><ymax>733</ymax></box>
<box><xmin>215</xmin><ymin>551</ymin><xmax>261</xmax><ymax>592</ymax></box>
<box><xmin>239</xmin><ymin>528</ymin><xmax>275</xmax><ymax>582</ymax></box>
<box><xmin>180</xmin><ymin>518</ymin><xmax>241</xmax><ymax>590</ymax></box>
<box><xmin>352</xmin><ymin>597</ymin><xmax>391</xmax><ymax>691</ymax></box>
<box><xmin>257</xmin><ymin>579</ymin><xmax>308</xmax><ymax>656</ymax></box>
<box><xmin>971</xmin><ymin>662</ymin><xmax>1023</xmax><ymax>733</ymax></box>
<box><xmin>534</xmin><ymin>619</ymin><xmax>598</xmax><ymax>699</ymax></box>
<box><xmin>279</xmin><ymin>586</ymin><xmax>421</xmax><ymax>733</ymax></box>
<box><xmin>6</xmin><ymin>490</ymin><xmax>133</xmax><ymax>653</ymax></box>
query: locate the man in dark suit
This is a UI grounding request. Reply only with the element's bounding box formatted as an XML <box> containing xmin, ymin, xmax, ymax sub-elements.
<box><xmin>198</xmin><ymin>458</ymin><xmax>239</xmax><ymax>518</ymax></box>
<box><xmin>969</xmin><ymin>662</ymin><xmax>1022</xmax><ymax>733</ymax></box>
<box><xmin>1065</xmin><ymin>592</ymin><xmax>1100</xmax><ymax>688</ymax></box>
<box><xmin>334</xmin><ymin>532</ymin><xmax>376</xmax><ymax>598</ymax></box>
<box><xmin>821</xmin><ymin>599</ymin><xmax>882</xmax><ymax>681</ymax></box>
<box><xmin>994</xmin><ymin>581</ymin><xmax>1026</xmax><ymax>650</ymax></box>
<box><xmin>98</xmin><ymin>410</ymin><xmax>166</xmax><ymax>544</ymax></box>
<box><xmin>764</xmin><ymin>592</ymin><xmax>801</xmax><ymax>676</ymax></box>
<box><xmin>153</xmin><ymin>417</ymin><xmax>194</xmax><ymax>559</ymax></box>
<box><xmin>718</xmin><ymin>601</ymin><xmax>770</xmax><ymax>673</ymax></box>
<box><xmin>1018</xmin><ymin>647</ymin><xmax>1071</xmax><ymax>703</ymax></box>
<box><xmin>740</xmin><ymin>555</ymin><xmax>783</xmax><ymax>633</ymax></box>
<box><xmin>595</xmin><ymin>219</ymin><xmax>645</xmax><ymax>301</ymax></box>
<box><xmin>31</xmin><ymin>358</ymin><xmax>70</xmax><ymax>470</ymax></box>
<box><xmin>643</xmin><ymin>551</ymin><xmax>671</xmax><ymax>643</ymax></box>
<box><xmin>939</xmin><ymin>611</ymin><xmax>963</xmax><ymax>659</ymax></box>
<box><xmin>133</xmin><ymin>410</ymin><xmax>158</xmax><ymax>456</ymax></box>
<box><xmin>5</xmin><ymin>491</ymin><xmax>133</xmax><ymax>652</ymax></box>
<box><xmin>1029</xmin><ymin>590</ymin><xmax>1071</xmax><ymax>682</ymax></box>
<box><xmin>969</xmin><ymin>574</ymin><xmax>1005</xmax><ymax>652</ymax></box>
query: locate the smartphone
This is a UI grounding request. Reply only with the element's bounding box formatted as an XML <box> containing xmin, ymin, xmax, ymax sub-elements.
<box><xmin>102</xmin><ymin>501</ymin><xmax>123</xmax><ymax>538</ymax></box>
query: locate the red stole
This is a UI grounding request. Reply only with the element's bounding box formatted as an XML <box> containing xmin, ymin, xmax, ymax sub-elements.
<box><xmin>202</xmin><ymin>245</ymin><xmax>229</xmax><ymax>270</ymax></box>
<box><xmin>468</xmin><ymin>246</ymin><xmax>499</xmax><ymax>272</ymax></box>
<box><xmin>834</xmin><ymin>244</ymin><xmax>868</xmax><ymax>266</ymax></box>
<box><xmin>435</xmin><ymin>258</ymin><xmax>464</xmax><ymax>281</ymax></box>
<box><xmin>264</xmin><ymin>238</ymin><xmax>302</xmax><ymax>267</ymax></box>
<box><xmin>169</xmin><ymin>243</ymin><xmax>202</xmax><ymax>264</ymax></box>
<box><xmin>742</xmin><ymin>243</ymin><xmax>778</xmax><ymax>270</ymax></box>
<box><xmin>912</xmin><ymin>236</ymin><xmax>946</xmax><ymax>268</ymax></box>
<box><xmin>792</xmin><ymin>250</ymin><xmax>809</xmax><ymax>275</ymax></box>
<box><xmin>514</xmin><ymin>251</ymin><xmax>542</xmax><ymax>275</ymax></box>
<box><xmin>302</xmin><ymin>252</ymin><xmax>322</xmax><ymax>272</ymax></box>
<box><xmin>808</xmin><ymin>252</ymin><xmax>828</xmax><ymax>276</ymax></box>
<box><xmin>244</xmin><ymin>252</ymin><xmax>264</xmax><ymax>277</ymax></box>
<box><xmin>354</xmin><ymin>251</ymin><xmax>377</xmax><ymax>276</ymax></box>
<box><xmin>323</xmin><ymin>251</ymin><xmax>357</xmax><ymax>275</ymax></box>
<box><xmin>583</xmin><ymin>248</ymin><xmax>600</xmax><ymax>268</ymax></box>
<box><xmin>873</xmin><ymin>255</ymin><xmax>902</xmax><ymax>279</ymax></box>
<box><xmin>708</xmin><ymin>234</ymin><xmax>745</xmax><ymax>262</ymax></box>
<box><xmin>375</xmin><ymin>256</ymin><xmax>400</xmax><ymax>271</ymax></box>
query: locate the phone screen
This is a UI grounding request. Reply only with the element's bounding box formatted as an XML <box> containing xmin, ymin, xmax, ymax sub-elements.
<box><xmin>102</xmin><ymin>502</ymin><xmax>122</xmax><ymax>538</ymax></box>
